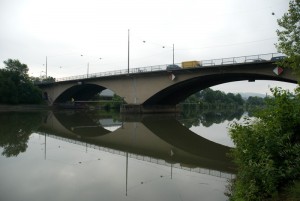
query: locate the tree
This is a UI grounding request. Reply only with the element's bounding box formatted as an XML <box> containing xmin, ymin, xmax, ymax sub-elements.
<box><xmin>276</xmin><ymin>0</ymin><xmax>300</xmax><ymax>78</ymax></box>
<box><xmin>246</xmin><ymin>96</ymin><xmax>265</xmax><ymax>108</ymax></box>
<box><xmin>3</xmin><ymin>59</ymin><xmax>29</xmax><ymax>77</ymax></box>
<box><xmin>197</xmin><ymin>88</ymin><xmax>244</xmax><ymax>106</ymax></box>
<box><xmin>0</xmin><ymin>59</ymin><xmax>43</xmax><ymax>104</ymax></box>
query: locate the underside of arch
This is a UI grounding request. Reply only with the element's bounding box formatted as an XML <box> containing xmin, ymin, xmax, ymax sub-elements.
<box><xmin>54</xmin><ymin>84</ymin><xmax>106</xmax><ymax>103</ymax></box>
<box><xmin>143</xmin><ymin>73</ymin><xmax>297</xmax><ymax>106</ymax></box>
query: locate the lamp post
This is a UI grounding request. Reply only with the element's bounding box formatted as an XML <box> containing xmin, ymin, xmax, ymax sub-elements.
<box><xmin>143</xmin><ymin>41</ymin><xmax>175</xmax><ymax>66</ymax></box>
<box><xmin>128</xmin><ymin>29</ymin><xmax>130</xmax><ymax>74</ymax></box>
<box><xmin>81</xmin><ymin>55</ymin><xmax>102</xmax><ymax>78</ymax></box>
<box><xmin>87</xmin><ymin>62</ymin><xmax>89</xmax><ymax>78</ymax></box>
<box><xmin>172</xmin><ymin>44</ymin><xmax>174</xmax><ymax>66</ymax></box>
<box><xmin>42</xmin><ymin>56</ymin><xmax>47</xmax><ymax>78</ymax></box>
<box><xmin>81</xmin><ymin>54</ymin><xmax>89</xmax><ymax>78</ymax></box>
<box><xmin>163</xmin><ymin>43</ymin><xmax>175</xmax><ymax>65</ymax></box>
<box><xmin>45</xmin><ymin>56</ymin><xmax>47</xmax><ymax>78</ymax></box>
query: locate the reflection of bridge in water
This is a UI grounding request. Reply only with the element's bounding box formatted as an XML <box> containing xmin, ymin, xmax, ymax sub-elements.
<box><xmin>38</xmin><ymin>132</ymin><xmax>234</xmax><ymax>179</ymax></box>
<box><xmin>39</xmin><ymin>111</ymin><xmax>235</xmax><ymax>179</ymax></box>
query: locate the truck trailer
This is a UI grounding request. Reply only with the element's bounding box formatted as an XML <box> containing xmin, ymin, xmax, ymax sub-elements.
<box><xmin>181</xmin><ymin>60</ymin><xmax>202</xmax><ymax>68</ymax></box>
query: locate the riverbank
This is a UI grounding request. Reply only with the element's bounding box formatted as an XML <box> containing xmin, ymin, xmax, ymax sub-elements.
<box><xmin>0</xmin><ymin>104</ymin><xmax>52</xmax><ymax>112</ymax></box>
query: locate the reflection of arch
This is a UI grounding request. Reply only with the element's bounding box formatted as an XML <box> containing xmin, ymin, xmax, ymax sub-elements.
<box><xmin>54</xmin><ymin>84</ymin><xmax>106</xmax><ymax>103</ymax></box>
<box><xmin>141</xmin><ymin>116</ymin><xmax>232</xmax><ymax>169</ymax></box>
<box><xmin>53</xmin><ymin>111</ymin><xmax>113</xmax><ymax>137</ymax></box>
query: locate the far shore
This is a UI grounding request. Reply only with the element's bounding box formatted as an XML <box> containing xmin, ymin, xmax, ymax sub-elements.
<box><xmin>0</xmin><ymin>104</ymin><xmax>52</xmax><ymax>112</ymax></box>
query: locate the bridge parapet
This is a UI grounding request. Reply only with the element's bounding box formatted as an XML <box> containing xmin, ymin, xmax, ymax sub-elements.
<box><xmin>37</xmin><ymin>52</ymin><xmax>285</xmax><ymax>84</ymax></box>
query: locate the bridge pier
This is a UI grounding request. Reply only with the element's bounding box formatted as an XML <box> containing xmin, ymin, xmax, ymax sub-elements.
<box><xmin>120</xmin><ymin>104</ymin><xmax>180</xmax><ymax>113</ymax></box>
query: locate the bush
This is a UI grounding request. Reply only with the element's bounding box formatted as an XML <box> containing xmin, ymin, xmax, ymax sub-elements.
<box><xmin>228</xmin><ymin>87</ymin><xmax>300</xmax><ymax>201</ymax></box>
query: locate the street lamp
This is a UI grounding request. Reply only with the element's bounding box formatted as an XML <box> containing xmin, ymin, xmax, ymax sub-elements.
<box><xmin>87</xmin><ymin>62</ymin><xmax>89</xmax><ymax>78</ymax></box>
<box><xmin>162</xmin><ymin>43</ymin><xmax>175</xmax><ymax>65</ymax></box>
<box><xmin>81</xmin><ymin>55</ymin><xmax>103</xmax><ymax>78</ymax></box>
<box><xmin>42</xmin><ymin>56</ymin><xmax>47</xmax><ymax>78</ymax></box>
<box><xmin>45</xmin><ymin>56</ymin><xmax>47</xmax><ymax>78</ymax></box>
<box><xmin>128</xmin><ymin>29</ymin><xmax>130</xmax><ymax>74</ymax></box>
<box><xmin>81</xmin><ymin>55</ymin><xmax>90</xmax><ymax>78</ymax></box>
<box><xmin>172</xmin><ymin>44</ymin><xmax>174</xmax><ymax>66</ymax></box>
<box><xmin>143</xmin><ymin>41</ymin><xmax>175</xmax><ymax>66</ymax></box>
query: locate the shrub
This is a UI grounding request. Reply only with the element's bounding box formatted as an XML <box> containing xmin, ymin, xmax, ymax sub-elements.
<box><xmin>229</xmin><ymin>87</ymin><xmax>300</xmax><ymax>201</ymax></box>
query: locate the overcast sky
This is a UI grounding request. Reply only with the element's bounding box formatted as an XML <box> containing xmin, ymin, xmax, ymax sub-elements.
<box><xmin>0</xmin><ymin>0</ymin><xmax>297</xmax><ymax>94</ymax></box>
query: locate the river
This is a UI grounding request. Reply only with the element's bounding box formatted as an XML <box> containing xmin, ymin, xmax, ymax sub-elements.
<box><xmin>0</xmin><ymin>108</ymin><xmax>246</xmax><ymax>201</ymax></box>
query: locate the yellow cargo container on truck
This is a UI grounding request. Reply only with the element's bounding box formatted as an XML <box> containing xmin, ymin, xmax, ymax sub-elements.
<box><xmin>181</xmin><ymin>61</ymin><xmax>202</xmax><ymax>68</ymax></box>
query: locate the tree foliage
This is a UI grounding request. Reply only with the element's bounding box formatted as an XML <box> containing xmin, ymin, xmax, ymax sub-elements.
<box><xmin>184</xmin><ymin>88</ymin><xmax>245</xmax><ymax>106</ymax></box>
<box><xmin>246</xmin><ymin>96</ymin><xmax>265</xmax><ymax>107</ymax></box>
<box><xmin>228</xmin><ymin>88</ymin><xmax>300</xmax><ymax>200</ymax></box>
<box><xmin>276</xmin><ymin>0</ymin><xmax>300</xmax><ymax>77</ymax></box>
<box><xmin>184</xmin><ymin>88</ymin><xmax>267</xmax><ymax>109</ymax></box>
<box><xmin>0</xmin><ymin>59</ymin><xmax>43</xmax><ymax>104</ymax></box>
<box><xmin>3</xmin><ymin>59</ymin><xmax>29</xmax><ymax>76</ymax></box>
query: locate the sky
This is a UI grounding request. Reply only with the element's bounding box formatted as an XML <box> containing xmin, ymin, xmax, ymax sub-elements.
<box><xmin>0</xmin><ymin>0</ymin><xmax>297</xmax><ymax>95</ymax></box>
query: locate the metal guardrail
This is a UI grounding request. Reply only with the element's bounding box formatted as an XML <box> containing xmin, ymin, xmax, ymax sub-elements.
<box><xmin>38</xmin><ymin>52</ymin><xmax>284</xmax><ymax>84</ymax></box>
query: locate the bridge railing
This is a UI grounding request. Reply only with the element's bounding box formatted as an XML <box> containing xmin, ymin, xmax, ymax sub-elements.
<box><xmin>37</xmin><ymin>132</ymin><xmax>235</xmax><ymax>179</ymax></box>
<box><xmin>41</xmin><ymin>52</ymin><xmax>284</xmax><ymax>84</ymax></box>
<box><xmin>200</xmin><ymin>52</ymin><xmax>284</xmax><ymax>67</ymax></box>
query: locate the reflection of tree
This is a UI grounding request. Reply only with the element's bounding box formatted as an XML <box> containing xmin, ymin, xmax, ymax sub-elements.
<box><xmin>0</xmin><ymin>112</ymin><xmax>43</xmax><ymax>157</ymax></box>
<box><xmin>180</xmin><ymin>108</ymin><xmax>244</xmax><ymax>128</ymax></box>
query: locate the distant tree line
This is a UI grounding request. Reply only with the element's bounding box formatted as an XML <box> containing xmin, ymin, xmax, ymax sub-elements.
<box><xmin>182</xmin><ymin>88</ymin><xmax>266</xmax><ymax>109</ymax></box>
<box><xmin>0</xmin><ymin>59</ymin><xmax>43</xmax><ymax>104</ymax></box>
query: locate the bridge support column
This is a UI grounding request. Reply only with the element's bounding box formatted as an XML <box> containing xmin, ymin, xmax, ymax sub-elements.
<box><xmin>120</xmin><ymin>104</ymin><xmax>180</xmax><ymax>114</ymax></box>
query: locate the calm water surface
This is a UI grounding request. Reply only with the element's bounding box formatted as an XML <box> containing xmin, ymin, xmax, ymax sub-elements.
<box><xmin>0</xmin><ymin>109</ymin><xmax>245</xmax><ymax>201</ymax></box>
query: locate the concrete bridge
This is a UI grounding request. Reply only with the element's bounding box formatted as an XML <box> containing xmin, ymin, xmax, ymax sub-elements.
<box><xmin>38</xmin><ymin>53</ymin><xmax>297</xmax><ymax>113</ymax></box>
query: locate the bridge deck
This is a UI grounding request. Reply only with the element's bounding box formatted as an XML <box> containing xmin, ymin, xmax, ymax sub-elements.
<box><xmin>37</xmin><ymin>52</ymin><xmax>285</xmax><ymax>84</ymax></box>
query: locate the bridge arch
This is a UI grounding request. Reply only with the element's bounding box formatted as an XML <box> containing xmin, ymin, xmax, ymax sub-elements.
<box><xmin>54</xmin><ymin>83</ymin><xmax>107</xmax><ymax>103</ymax></box>
<box><xmin>143</xmin><ymin>72</ymin><xmax>297</xmax><ymax>105</ymax></box>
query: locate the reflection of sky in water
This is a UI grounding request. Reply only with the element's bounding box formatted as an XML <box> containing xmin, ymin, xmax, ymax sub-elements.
<box><xmin>0</xmin><ymin>133</ymin><xmax>228</xmax><ymax>201</ymax></box>
<box><xmin>99</xmin><ymin>118</ymin><xmax>122</xmax><ymax>131</ymax></box>
<box><xmin>103</xmin><ymin>125</ymin><xmax>121</xmax><ymax>132</ymax></box>
<box><xmin>190</xmin><ymin>120</ymin><xmax>234</xmax><ymax>148</ymax></box>
<box><xmin>189</xmin><ymin>113</ymin><xmax>253</xmax><ymax>148</ymax></box>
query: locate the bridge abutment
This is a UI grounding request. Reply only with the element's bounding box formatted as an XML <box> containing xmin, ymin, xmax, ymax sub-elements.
<box><xmin>120</xmin><ymin>104</ymin><xmax>180</xmax><ymax>113</ymax></box>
